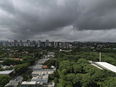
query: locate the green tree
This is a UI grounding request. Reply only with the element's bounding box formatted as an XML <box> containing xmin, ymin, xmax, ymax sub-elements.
<box><xmin>59</xmin><ymin>60</ymin><xmax>73</xmax><ymax>73</ymax></box>
<box><xmin>62</xmin><ymin>69</ymin><xmax>67</xmax><ymax>75</ymax></box>
<box><xmin>81</xmin><ymin>74</ymin><xmax>92</xmax><ymax>87</ymax></box>
<box><xmin>14</xmin><ymin>63</ymin><xmax>29</xmax><ymax>74</ymax></box>
<box><xmin>44</xmin><ymin>59</ymin><xmax>56</xmax><ymax>68</ymax></box>
<box><xmin>34</xmin><ymin>52</ymin><xmax>42</xmax><ymax>58</ymax></box>
<box><xmin>103</xmin><ymin>70</ymin><xmax>116</xmax><ymax>77</ymax></box>
<box><xmin>0</xmin><ymin>75</ymin><xmax>11</xmax><ymax>87</ymax></box>
<box><xmin>92</xmin><ymin>70</ymin><xmax>106</xmax><ymax>82</ymax></box>
<box><xmin>28</xmin><ymin>84</ymin><xmax>31</xmax><ymax>87</ymax></box>
<box><xmin>102</xmin><ymin>77</ymin><xmax>116</xmax><ymax>87</ymax></box>
<box><xmin>66</xmin><ymin>81</ymin><xmax>73</xmax><ymax>87</ymax></box>
<box><xmin>16</xmin><ymin>84</ymin><xmax>20</xmax><ymax>87</ymax></box>
<box><xmin>53</xmin><ymin>71</ymin><xmax>59</xmax><ymax>78</ymax></box>
<box><xmin>2</xmin><ymin>59</ymin><xmax>12</xmax><ymax>66</ymax></box>
<box><xmin>22</xmin><ymin>74</ymin><xmax>29</xmax><ymax>81</ymax></box>
<box><xmin>36</xmin><ymin>85</ymin><xmax>40</xmax><ymax>87</ymax></box>
<box><xmin>23</xmin><ymin>56</ymin><xmax>35</xmax><ymax>65</ymax></box>
<box><xmin>88</xmin><ymin>67</ymin><xmax>100</xmax><ymax>76</ymax></box>
<box><xmin>75</xmin><ymin>74</ymin><xmax>82</xmax><ymax>86</ymax></box>
<box><xmin>2</xmin><ymin>59</ymin><xmax>22</xmax><ymax>65</ymax></box>
<box><xmin>73</xmin><ymin>64</ymin><xmax>82</xmax><ymax>73</ymax></box>
<box><xmin>77</xmin><ymin>58</ymin><xmax>90</xmax><ymax>65</ymax></box>
<box><xmin>61</xmin><ymin>80</ymin><xmax>73</xmax><ymax>87</ymax></box>
<box><xmin>66</xmin><ymin>73</ymin><xmax>76</xmax><ymax>84</ymax></box>
<box><xmin>83</xmin><ymin>64</ymin><xmax>94</xmax><ymax>73</ymax></box>
<box><xmin>27</xmin><ymin>70</ymin><xmax>33</xmax><ymax>75</ymax></box>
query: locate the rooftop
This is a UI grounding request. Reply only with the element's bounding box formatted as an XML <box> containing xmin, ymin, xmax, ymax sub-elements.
<box><xmin>33</xmin><ymin>65</ymin><xmax>42</xmax><ymax>70</ymax></box>
<box><xmin>21</xmin><ymin>81</ymin><xmax>36</xmax><ymax>85</ymax></box>
<box><xmin>32</xmin><ymin>70</ymin><xmax>54</xmax><ymax>75</ymax></box>
<box><xmin>48</xmin><ymin>52</ymin><xmax>55</xmax><ymax>55</ymax></box>
<box><xmin>43</xmin><ymin>65</ymin><xmax>47</xmax><ymax>69</ymax></box>
<box><xmin>95</xmin><ymin>62</ymin><xmax>116</xmax><ymax>73</ymax></box>
<box><xmin>31</xmin><ymin>75</ymin><xmax>48</xmax><ymax>83</ymax></box>
<box><xmin>11</xmin><ymin>58</ymin><xmax>22</xmax><ymax>61</ymax></box>
<box><xmin>38</xmin><ymin>59</ymin><xmax>49</xmax><ymax>64</ymax></box>
<box><xmin>32</xmin><ymin>76</ymin><xmax>39</xmax><ymax>80</ymax></box>
<box><xmin>0</xmin><ymin>70</ymin><xmax>14</xmax><ymax>75</ymax></box>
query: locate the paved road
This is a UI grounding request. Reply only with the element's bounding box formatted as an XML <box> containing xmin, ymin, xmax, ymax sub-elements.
<box><xmin>29</xmin><ymin>59</ymin><xmax>40</xmax><ymax>70</ymax></box>
<box><xmin>5</xmin><ymin>76</ymin><xmax>23</xmax><ymax>87</ymax></box>
<box><xmin>5</xmin><ymin>59</ymin><xmax>40</xmax><ymax>87</ymax></box>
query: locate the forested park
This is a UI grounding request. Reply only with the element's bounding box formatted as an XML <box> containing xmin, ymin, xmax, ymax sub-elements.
<box><xmin>55</xmin><ymin>49</ymin><xmax>116</xmax><ymax>87</ymax></box>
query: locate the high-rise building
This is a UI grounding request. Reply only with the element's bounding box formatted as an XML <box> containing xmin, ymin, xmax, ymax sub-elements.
<box><xmin>27</xmin><ymin>40</ymin><xmax>31</xmax><ymax>46</ymax></box>
<box><xmin>46</xmin><ymin>39</ymin><xmax>49</xmax><ymax>47</ymax></box>
<box><xmin>27</xmin><ymin>40</ymin><xmax>30</xmax><ymax>43</ymax></box>
<box><xmin>19</xmin><ymin>40</ymin><xmax>23</xmax><ymax>46</ymax></box>
<box><xmin>54</xmin><ymin>42</ymin><xmax>58</xmax><ymax>47</ymax></box>
<box><xmin>14</xmin><ymin>40</ymin><xmax>18</xmax><ymax>46</ymax></box>
<box><xmin>60</xmin><ymin>42</ymin><xmax>69</xmax><ymax>48</ymax></box>
<box><xmin>38</xmin><ymin>40</ymin><xmax>41</xmax><ymax>47</ymax></box>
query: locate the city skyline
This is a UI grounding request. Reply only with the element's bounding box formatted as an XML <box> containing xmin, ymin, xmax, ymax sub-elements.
<box><xmin>0</xmin><ymin>0</ymin><xmax>116</xmax><ymax>41</ymax></box>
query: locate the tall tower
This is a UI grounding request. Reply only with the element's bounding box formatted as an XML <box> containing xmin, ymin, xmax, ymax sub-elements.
<box><xmin>46</xmin><ymin>39</ymin><xmax>49</xmax><ymax>47</ymax></box>
<box><xmin>99</xmin><ymin>52</ymin><xmax>101</xmax><ymax>62</ymax></box>
<box><xmin>38</xmin><ymin>40</ymin><xmax>41</xmax><ymax>47</ymax></box>
<box><xmin>20</xmin><ymin>40</ymin><xmax>23</xmax><ymax>46</ymax></box>
<box><xmin>14</xmin><ymin>40</ymin><xmax>18</xmax><ymax>46</ymax></box>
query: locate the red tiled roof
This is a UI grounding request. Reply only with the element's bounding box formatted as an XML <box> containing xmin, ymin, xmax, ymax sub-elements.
<box><xmin>11</xmin><ymin>58</ymin><xmax>22</xmax><ymax>60</ymax></box>
<box><xmin>42</xmin><ymin>65</ymin><xmax>47</xmax><ymax>69</ymax></box>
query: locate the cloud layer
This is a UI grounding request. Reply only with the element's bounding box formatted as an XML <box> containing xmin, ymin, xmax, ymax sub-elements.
<box><xmin>0</xmin><ymin>0</ymin><xmax>116</xmax><ymax>41</ymax></box>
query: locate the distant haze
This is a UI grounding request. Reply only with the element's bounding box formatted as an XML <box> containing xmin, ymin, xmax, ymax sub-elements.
<box><xmin>0</xmin><ymin>0</ymin><xmax>116</xmax><ymax>41</ymax></box>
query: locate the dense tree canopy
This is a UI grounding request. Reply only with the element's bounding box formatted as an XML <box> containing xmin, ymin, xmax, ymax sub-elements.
<box><xmin>59</xmin><ymin>60</ymin><xmax>73</xmax><ymax>73</ymax></box>
<box><xmin>102</xmin><ymin>77</ymin><xmax>116</xmax><ymax>87</ymax></box>
<box><xmin>81</xmin><ymin>74</ymin><xmax>93</xmax><ymax>87</ymax></box>
<box><xmin>22</xmin><ymin>56</ymin><xmax>35</xmax><ymax>65</ymax></box>
<box><xmin>0</xmin><ymin>75</ymin><xmax>11</xmax><ymax>87</ymax></box>
<box><xmin>73</xmin><ymin>64</ymin><xmax>82</xmax><ymax>73</ymax></box>
<box><xmin>2</xmin><ymin>59</ymin><xmax>22</xmax><ymax>65</ymax></box>
<box><xmin>44</xmin><ymin>59</ymin><xmax>56</xmax><ymax>68</ymax></box>
<box><xmin>57</xmin><ymin>51</ymin><xmax>116</xmax><ymax>87</ymax></box>
<box><xmin>14</xmin><ymin>63</ymin><xmax>29</xmax><ymax>75</ymax></box>
<box><xmin>77</xmin><ymin>58</ymin><xmax>90</xmax><ymax>65</ymax></box>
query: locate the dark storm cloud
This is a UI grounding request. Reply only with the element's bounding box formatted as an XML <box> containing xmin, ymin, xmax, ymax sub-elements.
<box><xmin>0</xmin><ymin>0</ymin><xmax>79</xmax><ymax>39</ymax></box>
<box><xmin>75</xmin><ymin>0</ymin><xmax>116</xmax><ymax>29</ymax></box>
<box><xmin>0</xmin><ymin>0</ymin><xmax>15</xmax><ymax>14</ymax></box>
<box><xmin>0</xmin><ymin>0</ymin><xmax>116</xmax><ymax>40</ymax></box>
<box><xmin>32</xmin><ymin>27</ymin><xmax>116</xmax><ymax>42</ymax></box>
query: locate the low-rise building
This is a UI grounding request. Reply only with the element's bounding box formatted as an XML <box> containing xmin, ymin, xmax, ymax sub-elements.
<box><xmin>33</xmin><ymin>65</ymin><xmax>42</xmax><ymax>70</ymax></box>
<box><xmin>47</xmin><ymin>52</ymin><xmax>55</xmax><ymax>58</ymax></box>
<box><xmin>20</xmin><ymin>81</ymin><xmax>36</xmax><ymax>87</ymax></box>
<box><xmin>0</xmin><ymin>70</ymin><xmax>14</xmax><ymax>76</ymax></box>
<box><xmin>32</xmin><ymin>70</ymin><xmax>54</xmax><ymax>77</ymax></box>
<box><xmin>94</xmin><ymin>62</ymin><xmax>116</xmax><ymax>73</ymax></box>
<box><xmin>31</xmin><ymin>74</ymin><xmax>48</xmax><ymax>84</ymax></box>
<box><xmin>42</xmin><ymin>65</ymin><xmax>47</xmax><ymax>69</ymax></box>
<box><xmin>38</xmin><ymin>59</ymin><xmax>49</xmax><ymax>65</ymax></box>
<box><xmin>11</xmin><ymin>58</ymin><xmax>22</xmax><ymax>61</ymax></box>
<box><xmin>60</xmin><ymin>49</ymin><xmax>72</xmax><ymax>52</ymax></box>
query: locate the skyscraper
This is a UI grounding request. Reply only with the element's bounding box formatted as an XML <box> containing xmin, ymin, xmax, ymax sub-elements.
<box><xmin>46</xmin><ymin>39</ymin><xmax>49</xmax><ymax>47</ymax></box>
<box><xmin>19</xmin><ymin>40</ymin><xmax>23</xmax><ymax>46</ymax></box>
<box><xmin>38</xmin><ymin>40</ymin><xmax>41</xmax><ymax>47</ymax></box>
<box><xmin>14</xmin><ymin>40</ymin><xmax>18</xmax><ymax>46</ymax></box>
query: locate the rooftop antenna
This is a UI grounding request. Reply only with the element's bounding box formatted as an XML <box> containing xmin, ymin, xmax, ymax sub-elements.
<box><xmin>99</xmin><ymin>52</ymin><xmax>101</xmax><ymax>62</ymax></box>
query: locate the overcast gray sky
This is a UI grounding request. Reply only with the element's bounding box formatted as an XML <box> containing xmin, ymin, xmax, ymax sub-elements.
<box><xmin>0</xmin><ymin>0</ymin><xmax>116</xmax><ymax>41</ymax></box>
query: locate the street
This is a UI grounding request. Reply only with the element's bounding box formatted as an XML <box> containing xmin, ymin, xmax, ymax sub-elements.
<box><xmin>5</xmin><ymin>76</ymin><xmax>23</xmax><ymax>87</ymax></box>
